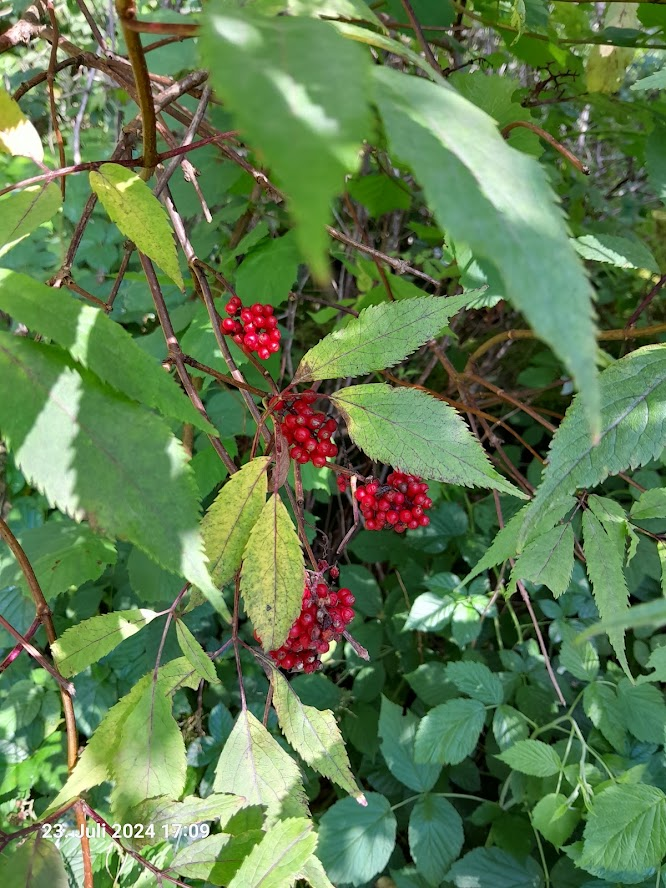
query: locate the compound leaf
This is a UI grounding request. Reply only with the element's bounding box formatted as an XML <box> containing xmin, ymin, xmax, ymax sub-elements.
<box><xmin>510</xmin><ymin>523</ymin><xmax>575</xmax><ymax>598</ymax></box>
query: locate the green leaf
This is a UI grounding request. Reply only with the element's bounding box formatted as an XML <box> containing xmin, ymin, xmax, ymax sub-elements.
<box><xmin>408</xmin><ymin>795</ymin><xmax>464</xmax><ymax>885</ymax></box>
<box><xmin>582</xmin><ymin>682</ymin><xmax>626</xmax><ymax>752</ymax></box>
<box><xmin>580</xmin><ymin>784</ymin><xmax>666</xmax><ymax>881</ymax></box>
<box><xmin>51</xmin><ymin>609</ymin><xmax>159</xmax><ymax>677</ymax></box>
<box><xmin>176</xmin><ymin>619</ymin><xmax>219</xmax><ymax>684</ymax></box>
<box><xmin>235</xmin><ymin>232</ymin><xmax>300</xmax><ymax>308</ymax></box>
<box><xmin>227</xmin><ymin>818</ymin><xmax>316</xmax><ymax>888</ymax></box>
<box><xmin>296</xmin><ymin>293</ymin><xmax>474</xmax><ymax>383</ymax></box>
<box><xmin>630</xmin><ymin>68</ymin><xmax>666</xmax><ymax>91</ymax></box>
<box><xmin>202</xmin><ymin>456</ymin><xmax>269</xmax><ymax>591</ymax></box>
<box><xmin>373</xmin><ymin>66</ymin><xmax>599</xmax><ymax>433</ymax></box>
<box><xmin>520</xmin><ymin>345</ymin><xmax>666</xmax><ymax>546</ymax></box>
<box><xmin>131</xmin><ymin>793</ymin><xmax>245</xmax><ymax>847</ymax></box>
<box><xmin>317</xmin><ymin>793</ymin><xmax>397</xmax><ymax>887</ymax></box>
<box><xmin>240</xmin><ymin>494</ymin><xmax>305</xmax><ymax>650</ymax></box>
<box><xmin>0</xmin><ymin>518</ymin><xmax>115</xmax><ymax>602</ymax></box>
<box><xmin>580</xmin><ymin>598</ymin><xmax>666</xmax><ymax>640</ymax></box>
<box><xmin>510</xmin><ymin>523</ymin><xmax>574</xmax><ymax>598</ymax></box>
<box><xmin>531</xmin><ymin>793</ymin><xmax>580</xmax><ymax>848</ymax></box>
<box><xmin>378</xmin><ymin>696</ymin><xmax>442</xmax><ymax>793</ymax></box>
<box><xmin>496</xmin><ymin>739</ymin><xmax>562</xmax><ymax>777</ymax></box>
<box><xmin>414</xmin><ymin>698</ymin><xmax>486</xmax><ymax>765</ymax></box>
<box><xmin>447</xmin><ymin>848</ymin><xmax>543</xmax><ymax>888</ymax></box>
<box><xmin>110</xmin><ymin>679</ymin><xmax>187</xmax><ymax>817</ymax></box>
<box><xmin>347</xmin><ymin>173</ymin><xmax>411</xmax><ymax>218</ymax></box>
<box><xmin>559</xmin><ymin>627</ymin><xmax>599</xmax><ymax>682</ymax></box>
<box><xmin>0</xmin><ymin>335</ymin><xmax>220</xmax><ymax>609</ymax></box>
<box><xmin>445</xmin><ymin>661</ymin><xmax>503</xmax><ymax>706</ymax></box>
<box><xmin>272</xmin><ymin>668</ymin><xmax>365</xmax><ymax>801</ymax></box>
<box><xmin>631</xmin><ymin>487</ymin><xmax>666</xmax><ymax>520</ymax></box>
<box><xmin>89</xmin><ymin>163</ymin><xmax>183</xmax><ymax>288</ymax></box>
<box><xmin>213</xmin><ymin>709</ymin><xmax>309</xmax><ymax>822</ymax></box>
<box><xmin>0</xmin><ymin>87</ymin><xmax>44</xmax><ymax>162</ymax></box>
<box><xmin>492</xmin><ymin>705</ymin><xmax>530</xmax><ymax>751</ymax></box>
<box><xmin>200</xmin><ymin>8</ymin><xmax>370</xmax><ymax>279</ymax></box>
<box><xmin>582</xmin><ymin>510</ymin><xmax>630</xmax><ymax>675</ymax></box>
<box><xmin>0</xmin><ymin>270</ymin><xmax>214</xmax><ymax>433</ymax></box>
<box><xmin>170</xmin><ymin>834</ymin><xmax>233</xmax><ymax>882</ymax></box>
<box><xmin>0</xmin><ymin>834</ymin><xmax>68</xmax><ymax>886</ymax></box>
<box><xmin>647</xmin><ymin>123</ymin><xmax>666</xmax><ymax>206</ymax></box>
<box><xmin>298</xmin><ymin>856</ymin><xmax>336</xmax><ymax>888</ymax></box>
<box><xmin>331</xmin><ymin>384</ymin><xmax>525</xmax><ymax>497</ymax></box>
<box><xmin>616</xmin><ymin>678</ymin><xmax>666</xmax><ymax>744</ymax></box>
<box><xmin>334</xmin><ymin>22</ymin><xmax>443</xmax><ymax>82</ymax></box>
<box><xmin>0</xmin><ymin>184</ymin><xmax>61</xmax><ymax>256</ymax></box>
<box><xmin>573</xmin><ymin>234</ymin><xmax>660</xmax><ymax>273</ymax></box>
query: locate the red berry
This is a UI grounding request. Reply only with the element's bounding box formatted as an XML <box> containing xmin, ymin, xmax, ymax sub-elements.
<box><xmin>258</xmin><ymin>347</ymin><xmax>271</xmax><ymax>360</ymax></box>
<box><xmin>222</xmin><ymin>317</ymin><xmax>236</xmax><ymax>332</ymax></box>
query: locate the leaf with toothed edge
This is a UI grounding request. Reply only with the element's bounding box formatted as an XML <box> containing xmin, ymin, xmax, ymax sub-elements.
<box><xmin>331</xmin><ymin>384</ymin><xmax>526</xmax><ymax>498</ymax></box>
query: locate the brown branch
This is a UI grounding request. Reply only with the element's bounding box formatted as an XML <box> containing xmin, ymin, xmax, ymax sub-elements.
<box><xmin>626</xmin><ymin>273</ymin><xmax>666</xmax><ymax>329</ymax></box>
<box><xmin>398</xmin><ymin>0</ymin><xmax>443</xmax><ymax>74</ymax></box>
<box><xmin>501</xmin><ymin>120</ymin><xmax>589</xmax><ymax>175</ymax></box>
<box><xmin>0</xmin><ymin>2</ymin><xmax>44</xmax><ymax>53</ymax></box>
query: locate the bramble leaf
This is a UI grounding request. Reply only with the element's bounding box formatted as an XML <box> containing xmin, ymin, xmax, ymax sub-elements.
<box><xmin>378</xmin><ymin>696</ymin><xmax>441</xmax><ymax>793</ymax></box>
<box><xmin>446</xmin><ymin>661</ymin><xmax>503</xmax><ymax>706</ymax></box>
<box><xmin>408</xmin><ymin>795</ymin><xmax>464</xmax><ymax>885</ymax></box>
<box><xmin>496</xmin><ymin>739</ymin><xmax>562</xmax><ymax>776</ymax></box>
<box><xmin>331</xmin><ymin>384</ymin><xmax>525</xmax><ymax>497</ymax></box>
<box><xmin>414</xmin><ymin>698</ymin><xmax>485</xmax><ymax>765</ymax></box>
<box><xmin>227</xmin><ymin>818</ymin><xmax>317</xmax><ymax>888</ymax></box>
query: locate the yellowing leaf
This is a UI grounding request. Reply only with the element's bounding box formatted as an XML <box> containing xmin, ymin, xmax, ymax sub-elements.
<box><xmin>0</xmin><ymin>88</ymin><xmax>44</xmax><ymax>162</ymax></box>
<box><xmin>176</xmin><ymin>619</ymin><xmax>219</xmax><ymax>684</ymax></box>
<box><xmin>240</xmin><ymin>494</ymin><xmax>305</xmax><ymax>650</ymax></box>
<box><xmin>89</xmin><ymin>163</ymin><xmax>183</xmax><ymax>288</ymax></box>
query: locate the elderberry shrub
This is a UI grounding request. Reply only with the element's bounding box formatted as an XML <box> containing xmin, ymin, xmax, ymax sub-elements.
<box><xmin>355</xmin><ymin>471</ymin><xmax>432</xmax><ymax>533</ymax></box>
<box><xmin>275</xmin><ymin>390</ymin><xmax>338</xmax><ymax>469</ymax></box>
<box><xmin>262</xmin><ymin>577</ymin><xmax>355</xmax><ymax>673</ymax></box>
<box><xmin>220</xmin><ymin>296</ymin><xmax>281</xmax><ymax>360</ymax></box>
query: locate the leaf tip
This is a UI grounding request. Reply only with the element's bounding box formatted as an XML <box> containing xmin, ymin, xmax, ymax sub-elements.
<box><xmin>356</xmin><ymin>793</ymin><xmax>368</xmax><ymax>807</ymax></box>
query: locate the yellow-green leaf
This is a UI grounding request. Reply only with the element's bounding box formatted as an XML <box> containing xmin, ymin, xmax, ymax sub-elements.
<box><xmin>0</xmin><ymin>87</ymin><xmax>43</xmax><ymax>161</ymax></box>
<box><xmin>176</xmin><ymin>619</ymin><xmax>219</xmax><ymax>684</ymax></box>
<box><xmin>89</xmin><ymin>163</ymin><xmax>183</xmax><ymax>288</ymax></box>
<box><xmin>0</xmin><ymin>184</ymin><xmax>61</xmax><ymax>256</ymax></box>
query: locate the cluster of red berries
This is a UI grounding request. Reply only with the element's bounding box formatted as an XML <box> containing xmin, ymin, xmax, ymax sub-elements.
<box><xmin>356</xmin><ymin>471</ymin><xmax>432</xmax><ymax>533</ymax></box>
<box><xmin>276</xmin><ymin>390</ymin><xmax>339</xmax><ymax>469</ymax></box>
<box><xmin>220</xmin><ymin>296</ymin><xmax>280</xmax><ymax>360</ymax></box>
<box><xmin>266</xmin><ymin>575</ymin><xmax>355</xmax><ymax>673</ymax></box>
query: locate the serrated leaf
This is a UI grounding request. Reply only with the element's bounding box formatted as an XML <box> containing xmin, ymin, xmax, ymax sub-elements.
<box><xmin>331</xmin><ymin>384</ymin><xmax>525</xmax><ymax>498</ymax></box>
<box><xmin>492</xmin><ymin>705</ymin><xmax>530</xmax><ymax>751</ymax></box>
<box><xmin>496</xmin><ymin>739</ymin><xmax>562</xmax><ymax>776</ymax></box>
<box><xmin>580</xmin><ymin>784</ymin><xmax>666</xmax><ymax>881</ymax></box>
<box><xmin>0</xmin><ymin>270</ymin><xmax>214</xmax><ymax>433</ymax></box>
<box><xmin>520</xmin><ymin>345</ymin><xmax>666</xmax><ymax>547</ymax></box>
<box><xmin>200</xmin><ymin>8</ymin><xmax>370</xmax><ymax>279</ymax></box>
<box><xmin>583</xmin><ymin>510</ymin><xmax>630</xmax><ymax>676</ymax></box>
<box><xmin>447</xmin><ymin>848</ymin><xmax>543</xmax><ymax>888</ymax></box>
<box><xmin>378</xmin><ymin>696</ymin><xmax>441</xmax><ymax>793</ymax></box>
<box><xmin>295</xmin><ymin>293</ymin><xmax>474</xmax><ymax>383</ymax></box>
<box><xmin>0</xmin><ymin>518</ymin><xmax>116</xmax><ymax>602</ymax></box>
<box><xmin>0</xmin><ymin>834</ymin><xmax>68</xmax><ymax>886</ymax></box>
<box><xmin>131</xmin><ymin>793</ymin><xmax>244</xmax><ymax>847</ymax></box>
<box><xmin>408</xmin><ymin>795</ymin><xmax>464</xmax><ymax>886</ymax></box>
<box><xmin>510</xmin><ymin>523</ymin><xmax>574</xmax><ymax>598</ymax></box>
<box><xmin>616</xmin><ymin>678</ymin><xmax>666</xmax><ymax>744</ymax></box>
<box><xmin>631</xmin><ymin>487</ymin><xmax>666</xmax><ymax>520</ymax></box>
<box><xmin>299</xmin><ymin>855</ymin><xmax>336</xmax><ymax>888</ymax></box>
<box><xmin>227</xmin><ymin>817</ymin><xmax>316</xmax><ymax>888</ymax></box>
<box><xmin>574</xmin><ymin>233</ymin><xmax>660</xmax><ymax>273</ymax></box>
<box><xmin>373</xmin><ymin>66</ymin><xmax>599</xmax><ymax>434</ymax></box>
<box><xmin>51</xmin><ymin>609</ymin><xmax>158</xmax><ymax>677</ymax></box>
<box><xmin>240</xmin><ymin>494</ymin><xmax>305</xmax><ymax>650</ymax></box>
<box><xmin>176</xmin><ymin>619</ymin><xmax>219</xmax><ymax>683</ymax></box>
<box><xmin>110</xmin><ymin>679</ymin><xmax>187</xmax><ymax>816</ymax></box>
<box><xmin>0</xmin><ymin>87</ymin><xmax>44</xmax><ymax>161</ymax></box>
<box><xmin>532</xmin><ymin>793</ymin><xmax>580</xmax><ymax>848</ymax></box>
<box><xmin>202</xmin><ymin>457</ymin><xmax>269</xmax><ymax>591</ymax></box>
<box><xmin>170</xmin><ymin>834</ymin><xmax>233</xmax><ymax>881</ymax></box>
<box><xmin>89</xmin><ymin>163</ymin><xmax>183</xmax><ymax>288</ymax></box>
<box><xmin>631</xmin><ymin>68</ymin><xmax>666</xmax><ymax>91</ymax></box>
<box><xmin>317</xmin><ymin>793</ymin><xmax>397</xmax><ymax>887</ymax></box>
<box><xmin>414</xmin><ymin>698</ymin><xmax>486</xmax><ymax>765</ymax></box>
<box><xmin>213</xmin><ymin>709</ymin><xmax>309</xmax><ymax>822</ymax></box>
<box><xmin>582</xmin><ymin>683</ymin><xmax>626</xmax><ymax>752</ymax></box>
<box><xmin>272</xmin><ymin>668</ymin><xmax>364</xmax><ymax>800</ymax></box>
<box><xmin>446</xmin><ymin>661</ymin><xmax>503</xmax><ymax>705</ymax></box>
<box><xmin>0</xmin><ymin>184</ymin><xmax>61</xmax><ymax>256</ymax></box>
<box><xmin>0</xmin><ymin>334</ymin><xmax>220</xmax><ymax>610</ymax></box>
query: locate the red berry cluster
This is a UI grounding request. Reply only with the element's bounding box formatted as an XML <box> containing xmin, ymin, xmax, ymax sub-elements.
<box><xmin>220</xmin><ymin>296</ymin><xmax>280</xmax><ymax>361</ymax></box>
<box><xmin>336</xmin><ymin>475</ymin><xmax>348</xmax><ymax>493</ymax></box>
<box><xmin>356</xmin><ymin>471</ymin><xmax>432</xmax><ymax>533</ymax></box>
<box><xmin>276</xmin><ymin>390</ymin><xmax>338</xmax><ymax>469</ymax></box>
<box><xmin>266</xmin><ymin>579</ymin><xmax>355</xmax><ymax>673</ymax></box>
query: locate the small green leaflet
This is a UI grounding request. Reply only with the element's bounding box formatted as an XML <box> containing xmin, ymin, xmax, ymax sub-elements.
<box><xmin>202</xmin><ymin>456</ymin><xmax>269</xmax><ymax>591</ymax></box>
<box><xmin>583</xmin><ymin>683</ymin><xmax>626</xmax><ymax>752</ymax></box>
<box><xmin>298</xmin><ymin>856</ymin><xmax>335</xmax><ymax>888</ymax></box>
<box><xmin>51</xmin><ymin>609</ymin><xmax>158</xmax><ymax>678</ymax></box>
<box><xmin>213</xmin><ymin>709</ymin><xmax>309</xmax><ymax>822</ymax></box>
<box><xmin>414</xmin><ymin>698</ymin><xmax>486</xmax><ymax>765</ymax></box>
<box><xmin>616</xmin><ymin>679</ymin><xmax>666</xmax><ymax>745</ymax></box>
<box><xmin>446</xmin><ymin>661</ymin><xmax>503</xmax><ymax>705</ymax></box>
<box><xmin>373</xmin><ymin>66</ymin><xmax>599</xmax><ymax>435</ymax></box>
<box><xmin>510</xmin><ymin>523</ymin><xmax>575</xmax><ymax>598</ymax></box>
<box><xmin>110</xmin><ymin>680</ymin><xmax>187</xmax><ymax>818</ymax></box>
<box><xmin>170</xmin><ymin>835</ymin><xmax>233</xmax><ymax>881</ymax></box>
<box><xmin>331</xmin><ymin>384</ymin><xmax>525</xmax><ymax>498</ymax></box>
<box><xmin>378</xmin><ymin>696</ymin><xmax>441</xmax><ymax>793</ymax></box>
<box><xmin>580</xmin><ymin>784</ymin><xmax>666</xmax><ymax>881</ymax></box>
<box><xmin>496</xmin><ymin>739</ymin><xmax>562</xmax><ymax>776</ymax></box>
<box><xmin>448</xmin><ymin>848</ymin><xmax>544</xmax><ymax>888</ymax></box>
<box><xmin>631</xmin><ymin>487</ymin><xmax>666</xmax><ymax>520</ymax></box>
<box><xmin>630</xmin><ymin>68</ymin><xmax>666</xmax><ymax>91</ymax></box>
<box><xmin>89</xmin><ymin>163</ymin><xmax>183</xmax><ymax>288</ymax></box>
<box><xmin>295</xmin><ymin>293</ymin><xmax>475</xmax><ymax>383</ymax></box>
<box><xmin>573</xmin><ymin>233</ymin><xmax>660</xmax><ymax>273</ymax></box>
<box><xmin>0</xmin><ymin>271</ymin><xmax>213</xmax><ymax>433</ymax></box>
<box><xmin>227</xmin><ymin>818</ymin><xmax>317</xmax><ymax>888</ymax></box>
<box><xmin>176</xmin><ymin>619</ymin><xmax>219</xmax><ymax>684</ymax></box>
<box><xmin>532</xmin><ymin>793</ymin><xmax>580</xmax><ymax>848</ymax></box>
<box><xmin>272</xmin><ymin>668</ymin><xmax>365</xmax><ymax>802</ymax></box>
<box><xmin>519</xmin><ymin>344</ymin><xmax>666</xmax><ymax>547</ymax></box>
<box><xmin>240</xmin><ymin>494</ymin><xmax>305</xmax><ymax>651</ymax></box>
<box><xmin>0</xmin><ymin>334</ymin><xmax>220</xmax><ymax>608</ymax></box>
<box><xmin>582</xmin><ymin>511</ymin><xmax>630</xmax><ymax>676</ymax></box>
<box><xmin>130</xmin><ymin>794</ymin><xmax>244</xmax><ymax>847</ymax></box>
<box><xmin>408</xmin><ymin>795</ymin><xmax>464</xmax><ymax>885</ymax></box>
<box><xmin>493</xmin><ymin>705</ymin><xmax>530</xmax><ymax>751</ymax></box>
<box><xmin>0</xmin><ymin>185</ymin><xmax>61</xmax><ymax>256</ymax></box>
<box><xmin>0</xmin><ymin>87</ymin><xmax>44</xmax><ymax>162</ymax></box>
<box><xmin>200</xmin><ymin>7</ymin><xmax>370</xmax><ymax>280</ymax></box>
